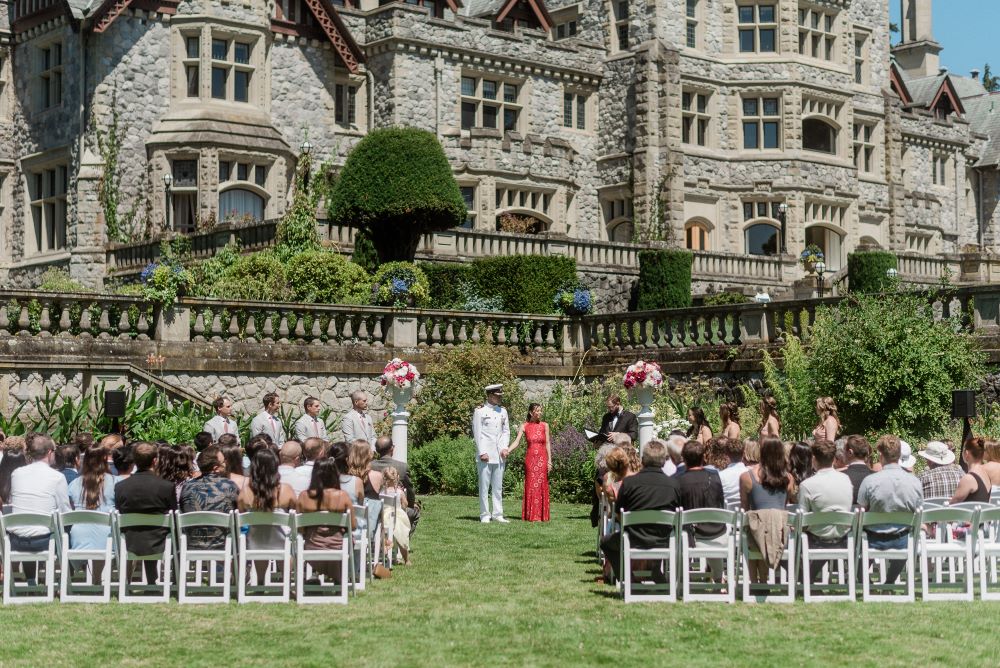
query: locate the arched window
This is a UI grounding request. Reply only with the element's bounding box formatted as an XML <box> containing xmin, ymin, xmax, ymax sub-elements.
<box><xmin>608</xmin><ymin>220</ymin><xmax>633</xmax><ymax>242</ymax></box>
<box><xmin>496</xmin><ymin>212</ymin><xmax>547</xmax><ymax>234</ymax></box>
<box><xmin>805</xmin><ymin>225</ymin><xmax>844</xmax><ymax>270</ymax></box>
<box><xmin>219</xmin><ymin>188</ymin><xmax>265</xmax><ymax>222</ymax></box>
<box><xmin>685</xmin><ymin>220</ymin><xmax>710</xmax><ymax>250</ymax></box>
<box><xmin>803</xmin><ymin>118</ymin><xmax>836</xmax><ymax>154</ymax></box>
<box><xmin>745</xmin><ymin>222</ymin><xmax>779</xmax><ymax>256</ymax></box>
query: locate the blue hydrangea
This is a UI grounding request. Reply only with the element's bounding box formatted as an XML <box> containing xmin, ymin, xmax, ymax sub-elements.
<box><xmin>391</xmin><ymin>277</ymin><xmax>410</xmax><ymax>295</ymax></box>
<box><xmin>572</xmin><ymin>289</ymin><xmax>592</xmax><ymax>313</ymax></box>
<box><xmin>140</xmin><ymin>262</ymin><xmax>158</xmax><ymax>284</ymax></box>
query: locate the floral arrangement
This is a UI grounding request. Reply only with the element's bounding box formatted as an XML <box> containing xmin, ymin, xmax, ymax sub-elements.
<box><xmin>553</xmin><ymin>284</ymin><xmax>595</xmax><ymax>316</ymax></box>
<box><xmin>140</xmin><ymin>260</ymin><xmax>192</xmax><ymax>309</ymax></box>
<box><xmin>622</xmin><ymin>360</ymin><xmax>664</xmax><ymax>390</ymax></box>
<box><xmin>380</xmin><ymin>357</ymin><xmax>420</xmax><ymax>389</ymax></box>
<box><xmin>800</xmin><ymin>244</ymin><xmax>825</xmax><ymax>267</ymax></box>
<box><xmin>372</xmin><ymin>262</ymin><xmax>431</xmax><ymax>308</ymax></box>
<box><xmin>656</xmin><ymin>417</ymin><xmax>691</xmax><ymax>438</ymax></box>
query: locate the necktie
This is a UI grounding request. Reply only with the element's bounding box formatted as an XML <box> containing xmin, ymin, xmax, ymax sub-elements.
<box><xmin>223</xmin><ymin>419</ymin><xmax>229</xmax><ymax>434</ymax></box>
<box><xmin>313</xmin><ymin>417</ymin><xmax>319</xmax><ymax>436</ymax></box>
<box><xmin>269</xmin><ymin>415</ymin><xmax>276</xmax><ymax>436</ymax></box>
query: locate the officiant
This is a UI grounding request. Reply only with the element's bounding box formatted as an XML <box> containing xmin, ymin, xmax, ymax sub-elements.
<box><xmin>598</xmin><ymin>395</ymin><xmax>638</xmax><ymax>444</ymax></box>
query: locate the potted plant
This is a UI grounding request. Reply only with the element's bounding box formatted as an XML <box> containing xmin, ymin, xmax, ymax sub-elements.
<box><xmin>800</xmin><ymin>244</ymin><xmax>825</xmax><ymax>274</ymax></box>
<box><xmin>372</xmin><ymin>262</ymin><xmax>431</xmax><ymax>309</ymax></box>
<box><xmin>553</xmin><ymin>284</ymin><xmax>595</xmax><ymax>316</ymax></box>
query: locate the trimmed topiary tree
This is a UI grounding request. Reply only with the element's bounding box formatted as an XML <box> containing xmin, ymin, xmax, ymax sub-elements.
<box><xmin>636</xmin><ymin>249</ymin><xmax>693</xmax><ymax>310</ymax></box>
<box><xmin>848</xmin><ymin>250</ymin><xmax>898</xmax><ymax>293</ymax></box>
<box><xmin>329</xmin><ymin>127</ymin><xmax>466</xmax><ymax>263</ymax></box>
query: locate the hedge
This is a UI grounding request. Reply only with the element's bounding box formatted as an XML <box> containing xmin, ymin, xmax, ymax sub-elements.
<box><xmin>468</xmin><ymin>255</ymin><xmax>578</xmax><ymax>314</ymax></box>
<box><xmin>421</xmin><ymin>262</ymin><xmax>475</xmax><ymax>309</ymax></box>
<box><xmin>848</xmin><ymin>250</ymin><xmax>898</xmax><ymax>293</ymax></box>
<box><xmin>636</xmin><ymin>249</ymin><xmax>693</xmax><ymax>310</ymax></box>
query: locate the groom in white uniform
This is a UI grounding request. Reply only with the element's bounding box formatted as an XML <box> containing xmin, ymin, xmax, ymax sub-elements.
<box><xmin>472</xmin><ymin>384</ymin><xmax>510</xmax><ymax>523</ymax></box>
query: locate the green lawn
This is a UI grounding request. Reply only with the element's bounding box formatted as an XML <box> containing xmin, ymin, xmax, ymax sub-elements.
<box><xmin>3</xmin><ymin>496</ymin><xmax>1000</xmax><ymax>667</ymax></box>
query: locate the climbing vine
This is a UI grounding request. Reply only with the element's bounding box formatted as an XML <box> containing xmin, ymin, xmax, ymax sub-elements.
<box><xmin>94</xmin><ymin>90</ymin><xmax>142</xmax><ymax>244</ymax></box>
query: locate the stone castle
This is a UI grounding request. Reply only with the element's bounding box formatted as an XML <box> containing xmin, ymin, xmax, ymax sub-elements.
<box><xmin>0</xmin><ymin>0</ymin><xmax>997</xmax><ymax>292</ymax></box>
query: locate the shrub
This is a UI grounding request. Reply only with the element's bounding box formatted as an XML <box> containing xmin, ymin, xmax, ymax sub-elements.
<box><xmin>421</xmin><ymin>262</ymin><xmax>474</xmax><ymax>309</ymax></box>
<box><xmin>38</xmin><ymin>267</ymin><xmax>92</xmax><ymax>294</ymax></box>
<box><xmin>286</xmin><ymin>250</ymin><xmax>371</xmax><ymax>305</ymax></box>
<box><xmin>371</xmin><ymin>262</ymin><xmax>431</xmax><ymax>308</ymax></box>
<box><xmin>411</xmin><ymin>343</ymin><xmax>526</xmax><ymax>445</ymax></box>
<box><xmin>636</xmin><ymin>249</ymin><xmax>693</xmax><ymax>310</ymax></box>
<box><xmin>207</xmin><ymin>252</ymin><xmax>291</xmax><ymax>302</ymax></box>
<box><xmin>553</xmin><ymin>284</ymin><xmax>595</xmax><ymax>316</ymax></box>
<box><xmin>809</xmin><ymin>291</ymin><xmax>985</xmax><ymax>437</ymax></box>
<box><xmin>409</xmin><ymin>436</ymin><xmax>479</xmax><ymax>495</ymax></box>
<box><xmin>548</xmin><ymin>426</ymin><xmax>596</xmax><ymax>504</ymax></box>
<box><xmin>274</xmin><ymin>153</ymin><xmax>322</xmax><ymax>261</ymax></box>
<box><xmin>190</xmin><ymin>242</ymin><xmax>242</xmax><ymax>297</ymax></box>
<box><xmin>761</xmin><ymin>335</ymin><xmax>817</xmax><ymax>439</ymax></box>
<box><xmin>351</xmin><ymin>226</ymin><xmax>380</xmax><ymax>274</ymax></box>
<box><xmin>329</xmin><ymin>127</ymin><xmax>466</xmax><ymax>263</ymax></box>
<box><xmin>139</xmin><ymin>259</ymin><xmax>193</xmax><ymax>310</ymax></box>
<box><xmin>703</xmin><ymin>291</ymin><xmax>749</xmax><ymax>306</ymax></box>
<box><xmin>848</xmin><ymin>250</ymin><xmax>898</xmax><ymax>293</ymax></box>
<box><xmin>468</xmin><ymin>255</ymin><xmax>577</xmax><ymax>314</ymax></box>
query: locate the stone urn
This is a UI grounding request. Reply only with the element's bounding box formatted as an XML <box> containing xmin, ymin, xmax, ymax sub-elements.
<box><xmin>391</xmin><ymin>384</ymin><xmax>413</xmax><ymax>413</ymax></box>
<box><xmin>630</xmin><ymin>385</ymin><xmax>656</xmax><ymax>411</ymax></box>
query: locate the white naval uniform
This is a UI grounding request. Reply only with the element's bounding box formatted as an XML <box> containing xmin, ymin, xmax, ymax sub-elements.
<box><xmin>294</xmin><ymin>414</ymin><xmax>328</xmax><ymax>442</ymax></box>
<box><xmin>472</xmin><ymin>403</ymin><xmax>510</xmax><ymax>520</ymax></box>
<box><xmin>203</xmin><ymin>415</ymin><xmax>240</xmax><ymax>445</ymax></box>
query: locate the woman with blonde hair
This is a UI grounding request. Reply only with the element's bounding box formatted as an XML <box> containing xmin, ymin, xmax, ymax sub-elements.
<box><xmin>720</xmin><ymin>402</ymin><xmax>741</xmax><ymax>441</ymax></box>
<box><xmin>758</xmin><ymin>396</ymin><xmax>780</xmax><ymax>439</ymax></box>
<box><xmin>812</xmin><ymin>396</ymin><xmax>840</xmax><ymax>442</ymax></box>
<box><xmin>603</xmin><ymin>446</ymin><xmax>639</xmax><ymax>502</ymax></box>
<box><xmin>381</xmin><ymin>466</ymin><xmax>412</xmax><ymax>565</ymax></box>
<box><xmin>347</xmin><ymin>439</ymin><xmax>383</xmax><ymax>502</ymax></box>
<box><xmin>979</xmin><ymin>439</ymin><xmax>1000</xmax><ymax>489</ymax></box>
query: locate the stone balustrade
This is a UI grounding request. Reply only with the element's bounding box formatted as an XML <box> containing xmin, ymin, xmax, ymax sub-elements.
<box><xmin>0</xmin><ymin>291</ymin><xmax>155</xmax><ymax>340</ymax></box>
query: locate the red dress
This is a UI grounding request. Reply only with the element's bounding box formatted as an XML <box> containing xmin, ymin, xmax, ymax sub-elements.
<box><xmin>521</xmin><ymin>422</ymin><xmax>550</xmax><ymax>522</ymax></box>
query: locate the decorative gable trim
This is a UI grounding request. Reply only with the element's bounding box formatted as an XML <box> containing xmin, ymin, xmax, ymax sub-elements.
<box><xmin>495</xmin><ymin>0</ymin><xmax>552</xmax><ymax>32</ymax></box>
<box><xmin>930</xmin><ymin>76</ymin><xmax>966</xmax><ymax>117</ymax></box>
<box><xmin>300</xmin><ymin>0</ymin><xmax>366</xmax><ymax>74</ymax></box>
<box><xmin>889</xmin><ymin>63</ymin><xmax>912</xmax><ymax>105</ymax></box>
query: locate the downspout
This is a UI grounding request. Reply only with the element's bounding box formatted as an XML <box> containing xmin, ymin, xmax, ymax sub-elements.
<box><xmin>78</xmin><ymin>26</ymin><xmax>87</xmax><ymax>166</ymax></box>
<box><xmin>366</xmin><ymin>68</ymin><xmax>375</xmax><ymax>130</ymax></box>
<box><xmin>978</xmin><ymin>167</ymin><xmax>985</xmax><ymax>249</ymax></box>
<box><xmin>434</xmin><ymin>53</ymin><xmax>443</xmax><ymax>138</ymax></box>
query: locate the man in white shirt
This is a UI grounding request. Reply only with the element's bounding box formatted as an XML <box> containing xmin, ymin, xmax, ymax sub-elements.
<box><xmin>278</xmin><ymin>441</ymin><xmax>302</xmax><ymax>489</ymax></box>
<box><xmin>8</xmin><ymin>434</ymin><xmax>70</xmax><ymax>585</ymax></box>
<box><xmin>472</xmin><ymin>384</ymin><xmax>510</xmax><ymax>523</ymax></box>
<box><xmin>250</xmin><ymin>392</ymin><xmax>286</xmax><ymax>443</ymax></box>
<box><xmin>203</xmin><ymin>396</ymin><xmax>240</xmax><ymax>445</ymax></box>
<box><xmin>342</xmin><ymin>390</ymin><xmax>376</xmax><ymax>451</ymax></box>
<box><xmin>290</xmin><ymin>437</ymin><xmax>326</xmax><ymax>496</ymax></box>
<box><xmin>798</xmin><ymin>438</ymin><xmax>854</xmax><ymax>581</ymax></box>
<box><xmin>294</xmin><ymin>396</ymin><xmax>327</xmax><ymax>442</ymax></box>
<box><xmin>717</xmin><ymin>437</ymin><xmax>748</xmax><ymax>507</ymax></box>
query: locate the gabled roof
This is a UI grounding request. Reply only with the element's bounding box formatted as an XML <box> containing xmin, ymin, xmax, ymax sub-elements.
<box><xmin>465</xmin><ymin>0</ymin><xmax>552</xmax><ymax>30</ymax></box>
<box><xmin>889</xmin><ymin>63</ymin><xmax>913</xmax><ymax>105</ymax></box>
<box><xmin>929</xmin><ymin>76</ymin><xmax>966</xmax><ymax>116</ymax></box>
<box><xmin>298</xmin><ymin>0</ymin><xmax>366</xmax><ymax>73</ymax></box>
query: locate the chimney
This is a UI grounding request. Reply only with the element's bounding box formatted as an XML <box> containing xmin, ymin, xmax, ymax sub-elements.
<box><xmin>972</xmin><ymin>69</ymin><xmax>981</xmax><ymax>81</ymax></box>
<box><xmin>939</xmin><ymin>67</ymin><xmax>948</xmax><ymax>75</ymax></box>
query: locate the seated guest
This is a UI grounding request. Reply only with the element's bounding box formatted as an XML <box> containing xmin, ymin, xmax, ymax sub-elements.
<box><xmin>55</xmin><ymin>443</ymin><xmax>81</xmax><ymax>484</ymax></box>
<box><xmin>180</xmin><ymin>445</ymin><xmax>240</xmax><ymax>550</ymax></box>
<box><xmin>348</xmin><ymin>439</ymin><xmax>384</xmax><ymax>502</ymax></box>
<box><xmin>0</xmin><ymin>444</ymin><xmax>28</xmax><ymax>506</ymax></box>
<box><xmin>292</xmin><ymin>437</ymin><xmax>328</xmax><ymax>497</ymax></box>
<box><xmin>220</xmin><ymin>441</ymin><xmax>248</xmax><ymax>492</ymax></box>
<box><xmin>8</xmin><ymin>435</ymin><xmax>70</xmax><ymax>585</ymax></box>
<box><xmin>843</xmin><ymin>435</ymin><xmax>873</xmax><ymax>505</ymax></box>
<box><xmin>278</xmin><ymin>440</ymin><xmax>302</xmax><ymax>487</ymax></box>
<box><xmin>599</xmin><ymin>441</ymin><xmax>682</xmax><ymax>583</ymax></box>
<box><xmin>371</xmin><ymin>436</ymin><xmax>420</xmax><ymax>534</ymax></box>
<box><xmin>789</xmin><ymin>442</ymin><xmax>814</xmax><ymax>492</ymax></box>
<box><xmin>833</xmin><ymin>438</ymin><xmax>848</xmax><ymax>470</ymax></box>
<box><xmin>111</xmin><ymin>443</ymin><xmax>134</xmax><ymax>480</ymax></box>
<box><xmin>67</xmin><ymin>445</ymin><xmax>116</xmax><ymax>581</ymax></box>
<box><xmin>742</xmin><ymin>438</ymin><xmax>760</xmax><ymax>467</ymax></box>
<box><xmin>603</xmin><ymin>446</ymin><xmax>637</xmax><ymax>503</ymax></box>
<box><xmin>238</xmin><ymin>448</ymin><xmax>297</xmax><ymax>582</ymax></box>
<box><xmin>917</xmin><ymin>440</ymin><xmax>964</xmax><ymax>499</ymax></box>
<box><xmin>857</xmin><ymin>435</ymin><xmax>923</xmax><ymax>585</ymax></box>
<box><xmin>677</xmin><ymin>440</ymin><xmax>727</xmax><ymax>581</ymax></box>
<box><xmin>157</xmin><ymin>444</ymin><xmax>192</xmax><ymax>503</ymax></box>
<box><xmin>115</xmin><ymin>442</ymin><xmax>177</xmax><ymax>583</ymax></box>
<box><xmin>705</xmin><ymin>437</ymin><xmax>730</xmax><ymax>472</ymax></box>
<box><xmin>72</xmin><ymin>432</ymin><xmax>95</xmax><ymax>454</ymax></box>
<box><xmin>717</xmin><ymin>438</ymin><xmax>747</xmax><ymax>508</ymax></box>
<box><xmin>296</xmin><ymin>458</ymin><xmax>356</xmax><ymax>582</ymax></box>
<box><xmin>193</xmin><ymin>432</ymin><xmax>214</xmax><ymax>452</ymax></box>
<box><xmin>797</xmin><ymin>439</ymin><xmax>853</xmax><ymax>580</ymax></box>
<box><xmin>591</xmin><ymin>443</ymin><xmax>616</xmax><ymax>528</ymax></box>
<box><xmin>246</xmin><ymin>433</ymin><xmax>275</xmax><ymax>468</ymax></box>
<box><xmin>899</xmin><ymin>441</ymin><xmax>917</xmax><ymax>473</ymax></box>
<box><xmin>663</xmin><ymin>433</ymin><xmax>686</xmax><ymax>476</ymax></box>
<box><xmin>739</xmin><ymin>437</ymin><xmax>796</xmax><ymax>583</ymax></box>
<box><xmin>950</xmin><ymin>437</ymin><xmax>992</xmax><ymax>505</ymax></box>
<box><xmin>981</xmin><ymin>439</ymin><xmax>1000</xmax><ymax>488</ymax></box>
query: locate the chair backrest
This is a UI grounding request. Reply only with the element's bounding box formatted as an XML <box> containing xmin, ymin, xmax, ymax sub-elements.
<box><xmin>679</xmin><ymin>508</ymin><xmax>738</xmax><ymax>527</ymax></box>
<box><xmin>978</xmin><ymin>506</ymin><xmax>1000</xmax><ymax>524</ymax></box>
<box><xmin>948</xmin><ymin>502</ymin><xmax>988</xmax><ymax>512</ymax></box>
<box><xmin>621</xmin><ymin>509</ymin><xmax>678</xmax><ymax>529</ymax></box>
<box><xmin>860</xmin><ymin>510</ymin><xmax>920</xmax><ymax>530</ymax></box>
<box><xmin>1</xmin><ymin>512</ymin><xmax>58</xmax><ymax>533</ymax></box>
<box><xmin>923</xmin><ymin>497</ymin><xmax>950</xmax><ymax>507</ymax></box>
<box><xmin>379</xmin><ymin>493</ymin><xmax>401</xmax><ymax>511</ymax></box>
<box><xmin>741</xmin><ymin>509</ymin><xmax>798</xmax><ymax>528</ymax></box>
<box><xmin>800</xmin><ymin>510</ymin><xmax>857</xmax><ymax>531</ymax></box>
<box><xmin>176</xmin><ymin>511</ymin><xmax>235</xmax><ymax>531</ymax></box>
<box><xmin>117</xmin><ymin>512</ymin><xmax>174</xmax><ymax>530</ymax></box>
<box><xmin>237</xmin><ymin>511</ymin><xmax>294</xmax><ymax>530</ymax></box>
<box><xmin>294</xmin><ymin>511</ymin><xmax>350</xmax><ymax>531</ymax></box>
<box><xmin>921</xmin><ymin>507</ymin><xmax>978</xmax><ymax>524</ymax></box>
<box><xmin>59</xmin><ymin>510</ymin><xmax>115</xmax><ymax>533</ymax></box>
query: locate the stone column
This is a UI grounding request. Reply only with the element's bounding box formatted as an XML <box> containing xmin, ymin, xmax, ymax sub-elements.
<box><xmin>71</xmin><ymin>149</ymin><xmax>108</xmax><ymax>290</ymax></box>
<box><xmin>390</xmin><ymin>385</ymin><xmax>413</xmax><ymax>463</ymax></box>
<box><xmin>632</xmin><ymin>386</ymin><xmax>656</xmax><ymax>454</ymax></box>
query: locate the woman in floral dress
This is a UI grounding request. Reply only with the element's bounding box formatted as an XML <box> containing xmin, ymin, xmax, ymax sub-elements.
<box><xmin>509</xmin><ymin>403</ymin><xmax>551</xmax><ymax>522</ymax></box>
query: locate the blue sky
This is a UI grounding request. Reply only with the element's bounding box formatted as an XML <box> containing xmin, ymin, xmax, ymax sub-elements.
<box><xmin>890</xmin><ymin>1</ymin><xmax>1000</xmax><ymax>80</ymax></box>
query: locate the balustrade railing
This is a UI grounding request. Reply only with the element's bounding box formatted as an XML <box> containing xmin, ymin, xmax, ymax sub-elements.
<box><xmin>0</xmin><ymin>291</ymin><xmax>154</xmax><ymax>340</ymax></box>
<box><xmin>412</xmin><ymin>310</ymin><xmax>564</xmax><ymax>352</ymax></box>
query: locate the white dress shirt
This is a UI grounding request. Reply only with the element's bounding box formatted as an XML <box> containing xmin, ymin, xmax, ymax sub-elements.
<box><xmin>289</xmin><ymin>462</ymin><xmax>315</xmax><ymax>496</ymax></box>
<box><xmin>9</xmin><ymin>461</ymin><xmax>71</xmax><ymax>536</ymax></box>
<box><xmin>204</xmin><ymin>415</ymin><xmax>240</xmax><ymax>445</ymax></box>
<box><xmin>278</xmin><ymin>464</ymin><xmax>298</xmax><ymax>490</ymax></box>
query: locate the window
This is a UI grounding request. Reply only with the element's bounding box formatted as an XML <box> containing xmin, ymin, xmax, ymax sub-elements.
<box><xmin>28</xmin><ymin>164</ymin><xmax>68</xmax><ymax>254</ymax></box>
<box><xmin>798</xmin><ymin>4</ymin><xmax>837</xmax><ymax>61</ymax></box>
<box><xmin>682</xmin><ymin>90</ymin><xmax>710</xmax><ymax>146</ymax></box>
<box><xmin>335</xmin><ymin>83</ymin><xmax>358</xmax><ymax>125</ymax></box>
<box><xmin>686</xmin><ymin>0</ymin><xmax>699</xmax><ymax>48</ymax></box>
<box><xmin>602</xmin><ymin>197</ymin><xmax>632</xmax><ymax>224</ymax></box>
<box><xmin>743</xmin><ymin>200</ymin><xmax>783</xmax><ymax>221</ymax></box>
<box><xmin>170</xmin><ymin>160</ymin><xmax>198</xmax><ymax>233</ymax></box>
<box><xmin>37</xmin><ymin>42</ymin><xmax>63</xmax><ymax>111</ymax></box>
<box><xmin>460</xmin><ymin>186</ymin><xmax>476</xmax><ymax>228</ymax></box>
<box><xmin>460</xmin><ymin>75</ymin><xmax>522</xmax><ymax>132</ymax></box>
<box><xmin>563</xmin><ymin>91</ymin><xmax>588</xmax><ymax>130</ymax></box>
<box><xmin>745</xmin><ymin>223</ymin><xmax>779</xmax><ymax>256</ymax></box>
<box><xmin>804</xmin><ymin>200</ymin><xmax>846</xmax><ymax>228</ymax></box>
<box><xmin>496</xmin><ymin>186</ymin><xmax>552</xmax><ymax>215</ymax></box>
<box><xmin>805</xmin><ymin>225</ymin><xmax>843</xmax><ymax>270</ymax></box>
<box><xmin>219</xmin><ymin>188</ymin><xmax>265</xmax><ymax>222</ymax></box>
<box><xmin>802</xmin><ymin>118</ymin><xmax>836</xmax><ymax>154</ymax></box>
<box><xmin>738</xmin><ymin>4</ymin><xmax>776</xmax><ymax>53</ymax></box>
<box><xmin>742</xmin><ymin>96</ymin><xmax>781</xmax><ymax>150</ymax></box>
<box><xmin>906</xmin><ymin>233</ymin><xmax>932</xmax><ymax>254</ymax></box>
<box><xmin>207</xmin><ymin>36</ymin><xmax>255</xmax><ymax>103</ymax></box>
<box><xmin>685</xmin><ymin>221</ymin><xmax>710</xmax><ymax>250</ymax></box>
<box><xmin>615</xmin><ymin>0</ymin><xmax>629</xmax><ymax>50</ymax></box>
<box><xmin>219</xmin><ymin>158</ymin><xmax>269</xmax><ymax>189</ymax></box>
<box><xmin>608</xmin><ymin>220</ymin><xmax>633</xmax><ymax>242</ymax></box>
<box><xmin>853</xmin><ymin>121</ymin><xmax>876</xmax><ymax>173</ymax></box>
<box><xmin>854</xmin><ymin>32</ymin><xmax>869</xmax><ymax>84</ymax></box>
<box><xmin>555</xmin><ymin>20</ymin><xmax>577</xmax><ymax>39</ymax></box>
<box><xmin>932</xmin><ymin>153</ymin><xmax>948</xmax><ymax>186</ymax></box>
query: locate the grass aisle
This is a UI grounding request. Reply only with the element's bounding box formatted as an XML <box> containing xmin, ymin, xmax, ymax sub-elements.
<box><xmin>3</xmin><ymin>496</ymin><xmax>1000</xmax><ymax>667</ymax></box>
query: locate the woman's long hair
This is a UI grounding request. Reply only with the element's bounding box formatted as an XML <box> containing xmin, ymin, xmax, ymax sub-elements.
<box><xmin>758</xmin><ymin>396</ymin><xmax>779</xmax><ymax>434</ymax></box>
<box><xmin>789</xmin><ymin>442</ymin><xmax>813</xmax><ymax>486</ymax></box>
<box><xmin>347</xmin><ymin>441</ymin><xmax>373</xmax><ymax>477</ymax></box>
<box><xmin>157</xmin><ymin>444</ymin><xmax>192</xmax><ymax>486</ymax></box>
<box><xmin>328</xmin><ymin>441</ymin><xmax>350</xmax><ymax>477</ymax></box>
<box><xmin>249</xmin><ymin>448</ymin><xmax>281</xmax><ymax>511</ymax></box>
<box><xmin>816</xmin><ymin>396</ymin><xmax>838</xmax><ymax>422</ymax></box>
<box><xmin>307</xmin><ymin>458</ymin><xmax>341</xmax><ymax>500</ymax></box>
<box><xmin>81</xmin><ymin>446</ymin><xmax>111</xmax><ymax>510</ymax></box>
<box><xmin>0</xmin><ymin>448</ymin><xmax>27</xmax><ymax>503</ymax></box>
<box><xmin>220</xmin><ymin>443</ymin><xmax>245</xmax><ymax>479</ymax></box>
<box><xmin>720</xmin><ymin>402</ymin><xmax>740</xmax><ymax>426</ymax></box>
<box><xmin>686</xmin><ymin>407</ymin><xmax>710</xmax><ymax>438</ymax></box>
<box><xmin>758</xmin><ymin>437</ymin><xmax>789</xmax><ymax>492</ymax></box>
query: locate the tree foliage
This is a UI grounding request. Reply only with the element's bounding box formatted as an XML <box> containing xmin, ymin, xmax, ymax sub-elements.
<box><xmin>636</xmin><ymin>249</ymin><xmax>693</xmax><ymax>310</ymax></box>
<box><xmin>286</xmin><ymin>250</ymin><xmax>371</xmax><ymax>304</ymax></box>
<box><xmin>848</xmin><ymin>250</ymin><xmax>898</xmax><ymax>293</ymax></box>
<box><xmin>984</xmin><ymin>63</ymin><xmax>1000</xmax><ymax>93</ymax></box>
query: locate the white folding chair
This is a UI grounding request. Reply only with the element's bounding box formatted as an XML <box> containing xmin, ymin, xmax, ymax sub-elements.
<box><xmin>294</xmin><ymin>511</ymin><xmax>354</xmax><ymax>604</ymax></box>
<box><xmin>117</xmin><ymin>511</ymin><xmax>176</xmax><ymax>603</ymax></box>
<box><xmin>679</xmin><ymin>508</ymin><xmax>738</xmax><ymax>603</ymax></box>
<box><xmin>740</xmin><ymin>510</ymin><xmax>800</xmax><ymax>603</ymax></box>
<box><xmin>1</xmin><ymin>512</ymin><xmax>58</xmax><ymax>604</ymax></box>
<box><xmin>800</xmin><ymin>510</ymin><xmax>857</xmax><ymax>602</ymax></box>
<box><xmin>620</xmin><ymin>510</ymin><xmax>679</xmax><ymax>603</ymax></box>
<box><xmin>978</xmin><ymin>506</ymin><xmax>1000</xmax><ymax>599</ymax></box>
<box><xmin>176</xmin><ymin>511</ymin><xmax>235</xmax><ymax>604</ymax></box>
<box><xmin>58</xmin><ymin>510</ymin><xmax>116</xmax><ymax>603</ymax></box>
<box><xmin>860</xmin><ymin>510</ymin><xmax>920</xmax><ymax>603</ymax></box>
<box><xmin>923</xmin><ymin>497</ymin><xmax>950</xmax><ymax>508</ymax></box>
<box><xmin>919</xmin><ymin>506</ymin><xmax>977</xmax><ymax>601</ymax></box>
<box><xmin>237</xmin><ymin>511</ymin><xmax>293</xmax><ymax>603</ymax></box>
<box><xmin>352</xmin><ymin>504</ymin><xmax>370</xmax><ymax>592</ymax></box>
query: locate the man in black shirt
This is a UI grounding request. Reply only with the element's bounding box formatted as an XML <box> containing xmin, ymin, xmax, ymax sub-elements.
<box><xmin>600</xmin><ymin>441</ymin><xmax>681</xmax><ymax>583</ymax></box>
<box><xmin>677</xmin><ymin>440</ymin><xmax>727</xmax><ymax>582</ymax></box>
<box><xmin>843</xmin><ymin>435</ymin><xmax>873</xmax><ymax>506</ymax></box>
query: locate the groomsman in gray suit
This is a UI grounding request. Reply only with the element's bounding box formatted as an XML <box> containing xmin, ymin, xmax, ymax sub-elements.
<box><xmin>250</xmin><ymin>392</ymin><xmax>286</xmax><ymax>443</ymax></box>
<box><xmin>342</xmin><ymin>390</ymin><xmax>376</xmax><ymax>451</ymax></box>
<box><xmin>294</xmin><ymin>396</ymin><xmax>328</xmax><ymax>442</ymax></box>
<box><xmin>203</xmin><ymin>396</ymin><xmax>240</xmax><ymax>445</ymax></box>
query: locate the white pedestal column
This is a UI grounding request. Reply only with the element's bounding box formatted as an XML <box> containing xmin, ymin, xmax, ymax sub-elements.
<box><xmin>391</xmin><ymin>386</ymin><xmax>413</xmax><ymax>463</ymax></box>
<box><xmin>632</xmin><ymin>386</ymin><xmax>656</xmax><ymax>455</ymax></box>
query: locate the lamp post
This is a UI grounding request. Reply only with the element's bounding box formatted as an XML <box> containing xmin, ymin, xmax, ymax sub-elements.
<box><xmin>815</xmin><ymin>260</ymin><xmax>826</xmax><ymax>298</ymax></box>
<box><xmin>777</xmin><ymin>202</ymin><xmax>788</xmax><ymax>255</ymax></box>
<box><xmin>299</xmin><ymin>138</ymin><xmax>312</xmax><ymax>192</ymax></box>
<box><xmin>886</xmin><ymin>267</ymin><xmax>898</xmax><ymax>280</ymax></box>
<box><xmin>162</xmin><ymin>173</ymin><xmax>173</xmax><ymax>231</ymax></box>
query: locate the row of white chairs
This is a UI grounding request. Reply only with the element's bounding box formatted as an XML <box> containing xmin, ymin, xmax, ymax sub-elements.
<box><xmin>0</xmin><ymin>498</ymin><xmax>403</xmax><ymax>605</ymax></box>
<box><xmin>606</xmin><ymin>504</ymin><xmax>1000</xmax><ymax>603</ymax></box>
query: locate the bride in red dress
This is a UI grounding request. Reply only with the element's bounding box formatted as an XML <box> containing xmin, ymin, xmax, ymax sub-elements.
<box><xmin>508</xmin><ymin>403</ymin><xmax>551</xmax><ymax>522</ymax></box>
